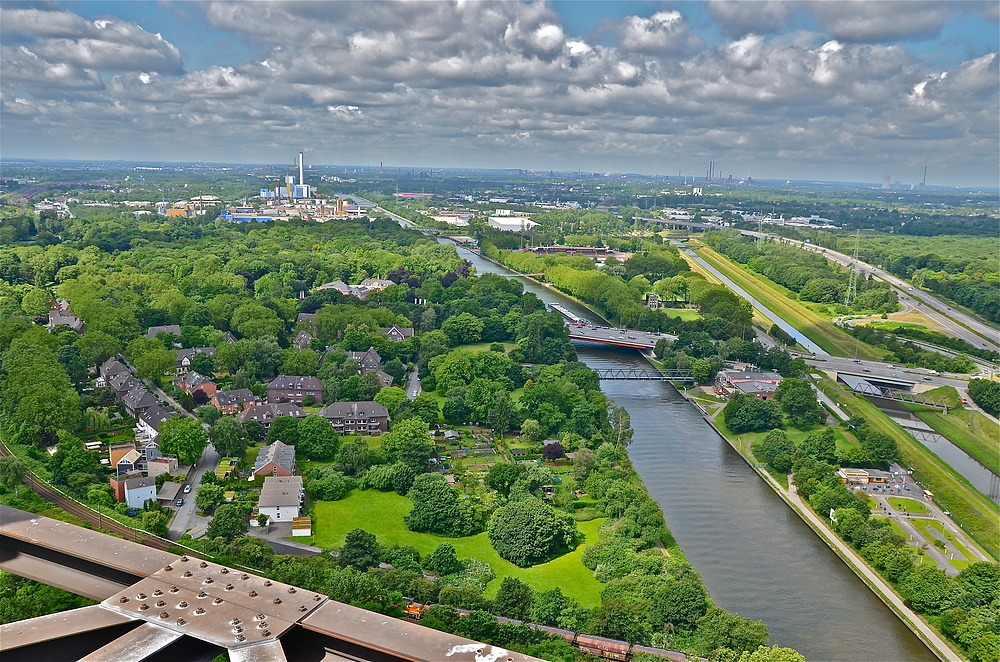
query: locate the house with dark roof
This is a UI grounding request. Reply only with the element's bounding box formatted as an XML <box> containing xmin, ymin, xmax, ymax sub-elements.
<box><xmin>293</xmin><ymin>331</ymin><xmax>314</xmax><ymax>349</ymax></box>
<box><xmin>174</xmin><ymin>346</ymin><xmax>215</xmax><ymax>374</ymax></box>
<box><xmin>211</xmin><ymin>389</ymin><xmax>261</xmax><ymax>415</ymax></box>
<box><xmin>99</xmin><ymin>357</ymin><xmax>130</xmax><ymax>382</ymax></box>
<box><xmin>176</xmin><ymin>371</ymin><xmax>216</xmax><ymax>398</ymax></box>
<box><xmin>110</xmin><ymin>443</ymin><xmax>143</xmax><ymax>476</ymax></box>
<box><xmin>122</xmin><ymin>386</ymin><xmax>158</xmax><ymax>417</ymax></box>
<box><xmin>381</xmin><ymin>325</ymin><xmax>414</xmax><ymax>342</ymax></box>
<box><xmin>237</xmin><ymin>403</ymin><xmax>306</xmax><ymax>430</ymax></box>
<box><xmin>258</xmin><ymin>475</ymin><xmax>303</xmax><ymax>523</ymax></box>
<box><xmin>320</xmin><ymin>401</ymin><xmax>389</xmax><ymax>434</ymax></box>
<box><xmin>145</xmin><ymin>324</ymin><xmax>181</xmax><ymax>340</ymax></box>
<box><xmin>136</xmin><ymin>405</ymin><xmax>180</xmax><ymax>444</ymax></box>
<box><xmin>296</xmin><ymin>312</ymin><xmax>316</xmax><ymax>325</ymax></box>
<box><xmin>266</xmin><ymin>376</ymin><xmax>324</xmax><ymax>405</ymax></box>
<box><xmin>348</xmin><ymin>347</ymin><xmax>382</xmax><ymax>373</ymax></box>
<box><xmin>222</xmin><ymin>331</ymin><xmax>238</xmax><ymax>344</ymax></box>
<box><xmin>253</xmin><ymin>440</ymin><xmax>297</xmax><ymax>477</ymax></box>
<box><xmin>108</xmin><ymin>372</ymin><xmax>143</xmax><ymax>399</ymax></box>
<box><xmin>47</xmin><ymin>301</ymin><xmax>84</xmax><ymax>333</ymax></box>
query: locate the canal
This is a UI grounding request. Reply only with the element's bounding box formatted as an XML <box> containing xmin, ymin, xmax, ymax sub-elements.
<box><xmin>450</xmin><ymin>241</ymin><xmax>934</xmax><ymax>661</ymax></box>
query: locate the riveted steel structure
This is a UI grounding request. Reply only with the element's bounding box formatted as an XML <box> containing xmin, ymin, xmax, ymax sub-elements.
<box><xmin>0</xmin><ymin>506</ymin><xmax>541</xmax><ymax>662</ymax></box>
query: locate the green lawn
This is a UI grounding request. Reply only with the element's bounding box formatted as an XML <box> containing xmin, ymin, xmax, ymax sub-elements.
<box><xmin>454</xmin><ymin>342</ymin><xmax>516</xmax><ymax>353</ymax></box>
<box><xmin>695</xmin><ymin>246</ymin><xmax>886</xmax><ymax>360</ymax></box>
<box><xmin>911</xmin><ymin>519</ymin><xmax>978</xmax><ymax>569</ymax></box>
<box><xmin>312</xmin><ymin>489</ymin><xmax>606</xmax><ymax>606</ymax></box>
<box><xmin>886</xmin><ymin>497</ymin><xmax>930</xmax><ymax>514</ymax></box>
<box><xmin>661</xmin><ymin>308</ymin><xmax>701</xmax><ymax>321</ymax></box>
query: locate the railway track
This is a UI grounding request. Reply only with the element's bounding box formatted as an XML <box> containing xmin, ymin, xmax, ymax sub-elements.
<box><xmin>0</xmin><ymin>440</ymin><xmax>174</xmax><ymax>552</ymax></box>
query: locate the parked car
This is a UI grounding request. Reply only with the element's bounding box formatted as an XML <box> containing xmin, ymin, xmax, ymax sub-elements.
<box><xmin>176</xmin><ymin>498</ymin><xmax>184</xmax><ymax>507</ymax></box>
<box><xmin>182</xmin><ymin>485</ymin><xmax>191</xmax><ymax>494</ymax></box>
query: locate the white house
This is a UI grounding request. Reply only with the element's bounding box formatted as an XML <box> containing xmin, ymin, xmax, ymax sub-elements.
<box><xmin>257</xmin><ymin>475</ymin><xmax>303</xmax><ymax>523</ymax></box>
<box><xmin>122</xmin><ymin>476</ymin><xmax>157</xmax><ymax>509</ymax></box>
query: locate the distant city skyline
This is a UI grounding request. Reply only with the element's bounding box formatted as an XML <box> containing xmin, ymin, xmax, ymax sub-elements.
<box><xmin>2</xmin><ymin>1</ymin><xmax>998</xmax><ymax>187</ymax></box>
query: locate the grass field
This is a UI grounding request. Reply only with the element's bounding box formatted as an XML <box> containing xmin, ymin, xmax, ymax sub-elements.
<box><xmin>886</xmin><ymin>497</ymin><xmax>930</xmax><ymax>514</ymax></box>
<box><xmin>694</xmin><ymin>245</ymin><xmax>886</xmax><ymax>360</ymax></box>
<box><xmin>312</xmin><ymin>490</ymin><xmax>606</xmax><ymax>606</ymax></box>
<box><xmin>661</xmin><ymin>308</ymin><xmax>701</xmax><ymax>321</ymax></box>
<box><xmin>911</xmin><ymin>519</ymin><xmax>978</xmax><ymax>570</ymax></box>
<box><xmin>817</xmin><ymin>376</ymin><xmax>999</xmax><ymax>560</ymax></box>
<box><xmin>908</xmin><ymin>405</ymin><xmax>999</xmax><ymax>475</ymax></box>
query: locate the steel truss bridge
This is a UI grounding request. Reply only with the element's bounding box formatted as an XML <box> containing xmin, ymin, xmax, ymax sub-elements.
<box><xmin>848</xmin><ymin>385</ymin><xmax>950</xmax><ymax>410</ymax></box>
<box><xmin>594</xmin><ymin>368</ymin><xmax>693</xmax><ymax>382</ymax></box>
<box><xmin>0</xmin><ymin>505</ymin><xmax>541</xmax><ymax>662</ymax></box>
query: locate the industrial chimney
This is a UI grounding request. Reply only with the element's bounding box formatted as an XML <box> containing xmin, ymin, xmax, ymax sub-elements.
<box><xmin>299</xmin><ymin>152</ymin><xmax>304</xmax><ymax>186</ymax></box>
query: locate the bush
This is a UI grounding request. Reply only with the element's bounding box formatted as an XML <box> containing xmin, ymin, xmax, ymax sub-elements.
<box><xmin>487</xmin><ymin>497</ymin><xmax>579</xmax><ymax>567</ymax></box>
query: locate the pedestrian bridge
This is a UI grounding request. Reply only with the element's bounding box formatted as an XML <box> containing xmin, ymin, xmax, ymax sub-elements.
<box><xmin>595</xmin><ymin>368</ymin><xmax>693</xmax><ymax>382</ymax></box>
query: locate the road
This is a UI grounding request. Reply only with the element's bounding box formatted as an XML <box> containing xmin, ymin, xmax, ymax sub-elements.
<box><xmin>405</xmin><ymin>365</ymin><xmax>421</xmax><ymax>400</ymax></box>
<box><xmin>670</xmin><ymin>239</ymin><xmax>828</xmax><ymax>355</ymax></box>
<box><xmin>743</xmin><ymin>231</ymin><xmax>1000</xmax><ymax>353</ymax></box>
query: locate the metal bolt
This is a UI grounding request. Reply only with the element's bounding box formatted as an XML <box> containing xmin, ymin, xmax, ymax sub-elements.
<box><xmin>313</xmin><ymin>594</ymin><xmax>321</xmax><ymax>601</ymax></box>
<box><xmin>248</xmin><ymin>590</ymin><xmax>258</xmax><ymax>598</ymax></box>
<box><xmin>299</xmin><ymin>606</ymin><xmax>307</xmax><ymax>612</ymax></box>
<box><xmin>287</xmin><ymin>587</ymin><xmax>296</xmax><ymax>594</ymax></box>
<box><xmin>273</xmin><ymin>598</ymin><xmax>282</xmax><ymax>605</ymax></box>
<box><xmin>183</xmin><ymin>571</ymin><xmax>193</xmax><ymax>578</ymax></box>
<box><xmin>231</xmin><ymin>618</ymin><xmax>241</xmax><ymax>625</ymax></box>
<box><xmin>263</xmin><ymin>580</ymin><xmax>272</xmax><ymax>587</ymax></box>
<box><xmin>236</xmin><ymin>635</ymin><xmax>246</xmax><ymax>642</ymax></box>
<box><xmin>137</xmin><ymin>593</ymin><xmax>147</xmax><ymax>600</ymax></box>
<box><xmin>242</xmin><ymin>574</ymin><xmax>250</xmax><ymax>581</ymax></box>
<box><xmin>164</xmin><ymin>565</ymin><xmax>173</xmax><ymax>572</ymax></box>
<box><xmin>194</xmin><ymin>608</ymin><xmax>205</xmax><ymax>615</ymax></box>
<box><xmin>257</xmin><ymin>622</ymin><xmax>268</xmax><ymax>629</ymax></box>
<box><xmin>256</xmin><ymin>614</ymin><xmax>266</xmax><ymax>621</ymax></box>
<box><xmin>178</xmin><ymin>601</ymin><xmax>188</xmax><ymax>608</ymax></box>
<box><xmin>139</xmin><ymin>604</ymin><xmax>149</xmax><ymax>611</ymax></box>
<box><xmin>199</xmin><ymin>561</ymin><xmax>208</xmax><ymax>568</ymax></box>
<box><xmin>262</xmin><ymin>631</ymin><xmax>271</xmax><ymax>637</ymax></box>
<box><xmin>204</xmin><ymin>577</ymin><xmax>214</xmax><ymax>584</ymax></box>
<box><xmin>156</xmin><ymin>600</ymin><xmax>166</xmax><ymax>607</ymax></box>
<box><xmin>176</xmin><ymin>618</ymin><xmax>187</xmax><ymax>626</ymax></box>
<box><xmin>180</xmin><ymin>556</ymin><xmax>188</xmax><ymax>562</ymax></box>
<box><xmin>160</xmin><ymin>612</ymin><xmax>169</xmax><ymax>619</ymax></box>
<box><xmin>213</xmin><ymin>598</ymin><xmax>224</xmax><ymax>605</ymax></box>
<box><xmin>152</xmin><ymin>589</ymin><xmax>162</xmax><ymax>597</ymax></box>
<box><xmin>233</xmin><ymin>626</ymin><xmax>244</xmax><ymax>634</ymax></box>
<box><xmin>119</xmin><ymin>597</ymin><xmax>129</xmax><ymax>604</ymax></box>
<box><xmin>169</xmin><ymin>586</ymin><xmax>179</xmax><ymax>594</ymax></box>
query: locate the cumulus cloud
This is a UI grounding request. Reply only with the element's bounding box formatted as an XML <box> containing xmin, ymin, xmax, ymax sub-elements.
<box><xmin>707</xmin><ymin>1</ymin><xmax>792</xmax><ymax>38</ymax></box>
<box><xmin>0</xmin><ymin>1</ymin><xmax>996</xmax><ymax>185</ymax></box>
<box><xmin>811</xmin><ymin>1</ymin><xmax>951</xmax><ymax>43</ymax></box>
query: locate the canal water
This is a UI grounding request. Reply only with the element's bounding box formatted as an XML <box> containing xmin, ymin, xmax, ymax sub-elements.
<box><xmin>452</xmin><ymin>242</ymin><xmax>934</xmax><ymax>661</ymax></box>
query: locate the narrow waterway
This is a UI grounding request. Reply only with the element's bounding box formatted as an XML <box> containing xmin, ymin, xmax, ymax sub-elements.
<box><xmin>451</xmin><ymin>242</ymin><xmax>934</xmax><ymax>662</ymax></box>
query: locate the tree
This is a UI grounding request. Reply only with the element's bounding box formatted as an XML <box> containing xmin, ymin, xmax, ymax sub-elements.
<box><xmin>900</xmin><ymin>566</ymin><xmax>953</xmax><ymax>614</ymax></box>
<box><xmin>297</xmin><ymin>415</ymin><xmax>340</xmax><ymax>460</ymax></box>
<box><xmin>652</xmin><ymin>575</ymin><xmax>709</xmax><ymax>630</ymax></box>
<box><xmin>133</xmin><ymin>347</ymin><xmax>175</xmax><ymax>383</ymax></box>
<box><xmin>860</xmin><ymin>430</ymin><xmax>900</xmax><ymax>464</ymax></box>
<box><xmin>206</xmin><ymin>503</ymin><xmax>248</xmax><ymax>540</ymax></box>
<box><xmin>573</xmin><ymin>447</ymin><xmax>597</xmax><ymax>483</ymax></box>
<box><xmin>722</xmin><ymin>393</ymin><xmax>783</xmax><ymax>434</ymax></box>
<box><xmin>339</xmin><ymin>528</ymin><xmax>380</xmax><ymax>570</ymax></box>
<box><xmin>405</xmin><ymin>473</ymin><xmax>476</xmax><ymax>537</ymax></box>
<box><xmin>335</xmin><ymin>441</ymin><xmax>371</xmax><ymax>476</ymax></box>
<box><xmin>381</xmin><ymin>418</ymin><xmax>432</xmax><ymax>473</ymax></box>
<box><xmin>305</xmin><ymin>465</ymin><xmax>350</xmax><ymax>500</ymax></box>
<box><xmin>776</xmin><ymin>378</ymin><xmax>823</xmax><ymax>429</ymax></box>
<box><xmin>266</xmin><ymin>416</ymin><xmax>300</xmax><ymax>446</ymax></box>
<box><xmin>87</xmin><ymin>483</ymin><xmax>114</xmax><ymax>508</ymax></box>
<box><xmin>0</xmin><ymin>456</ymin><xmax>28</xmax><ymax>496</ymax></box>
<box><xmin>374</xmin><ymin>386</ymin><xmax>409</xmax><ymax>414</ymax></box>
<box><xmin>589</xmin><ymin>598</ymin><xmax>651</xmax><ymax>644</ymax></box>
<box><xmin>422</xmin><ymin>542</ymin><xmax>463</xmax><ymax>576</ymax></box>
<box><xmin>608</xmin><ymin>405</ymin><xmax>634</xmax><ymax>447</ymax></box>
<box><xmin>520</xmin><ymin>418</ymin><xmax>542</xmax><ymax>443</ymax></box>
<box><xmin>487</xmin><ymin>497</ymin><xmax>579</xmax><ymax>567</ymax></box>
<box><xmin>441</xmin><ymin>312</ymin><xmax>484</xmax><ymax>345</ymax></box>
<box><xmin>140</xmin><ymin>510</ymin><xmax>169</xmax><ymax>537</ymax></box>
<box><xmin>485</xmin><ymin>462</ymin><xmax>527</xmax><ymax>498</ymax></box>
<box><xmin>696</xmin><ymin>607</ymin><xmax>770</xmax><ymax>654</ymax></box>
<box><xmin>209</xmin><ymin>417</ymin><xmax>247</xmax><ymax>458</ymax></box>
<box><xmin>410</xmin><ymin>392</ymin><xmax>441</xmax><ymax>425</ymax></box>
<box><xmin>801</xmin><ymin>428</ymin><xmax>838</xmax><ymax>464</ymax></box>
<box><xmin>159</xmin><ymin>418</ymin><xmax>209</xmax><ymax>465</ymax></box>
<box><xmin>243</xmin><ymin>419</ymin><xmax>265</xmax><ymax>442</ymax></box>
<box><xmin>691</xmin><ymin>358</ymin><xmax>713</xmax><ymax>385</ymax></box>
<box><xmin>492</xmin><ymin>576</ymin><xmax>534</xmax><ymax>621</ymax></box>
<box><xmin>189</xmin><ymin>352</ymin><xmax>215</xmax><ymax>377</ymax></box>
<box><xmin>196</xmin><ymin>483</ymin><xmax>226</xmax><ymax>513</ymax></box>
<box><xmin>541</xmin><ymin>441</ymin><xmax>564</xmax><ymax>460</ymax></box>
<box><xmin>488</xmin><ymin>390</ymin><xmax>513</xmax><ymax>439</ymax></box>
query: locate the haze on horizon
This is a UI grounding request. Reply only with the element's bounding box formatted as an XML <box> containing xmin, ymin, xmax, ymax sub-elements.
<box><xmin>2</xmin><ymin>1</ymin><xmax>998</xmax><ymax>188</ymax></box>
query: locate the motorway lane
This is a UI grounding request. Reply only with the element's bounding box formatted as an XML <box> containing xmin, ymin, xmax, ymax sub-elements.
<box><xmin>804</xmin><ymin>354</ymin><xmax>969</xmax><ymax>390</ymax></box>
<box><xmin>743</xmin><ymin>231</ymin><xmax>1000</xmax><ymax>353</ymax></box>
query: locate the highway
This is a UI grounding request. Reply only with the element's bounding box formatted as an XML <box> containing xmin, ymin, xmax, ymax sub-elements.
<box><xmin>739</xmin><ymin>230</ymin><xmax>1000</xmax><ymax>354</ymax></box>
<box><xmin>669</xmin><ymin>239</ymin><xmax>828</xmax><ymax>355</ymax></box>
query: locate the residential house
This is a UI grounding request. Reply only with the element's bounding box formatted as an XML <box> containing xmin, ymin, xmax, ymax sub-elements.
<box><xmin>381</xmin><ymin>325</ymin><xmax>414</xmax><ymax>342</ymax></box>
<box><xmin>253</xmin><ymin>440</ymin><xmax>297</xmax><ymax>477</ymax></box>
<box><xmin>716</xmin><ymin>370</ymin><xmax>783</xmax><ymax>400</ymax></box>
<box><xmin>110</xmin><ymin>443</ymin><xmax>143</xmax><ymax>476</ymax></box>
<box><xmin>146</xmin><ymin>457</ymin><xmax>179</xmax><ymax>479</ymax></box>
<box><xmin>176</xmin><ymin>371</ymin><xmax>216</xmax><ymax>399</ymax></box>
<box><xmin>320</xmin><ymin>401</ymin><xmax>389</xmax><ymax>434</ymax></box>
<box><xmin>257</xmin><ymin>475</ymin><xmax>304</xmax><ymax>523</ymax></box>
<box><xmin>98</xmin><ymin>358</ymin><xmax>130</xmax><ymax>385</ymax></box>
<box><xmin>145</xmin><ymin>324</ymin><xmax>181</xmax><ymax>340</ymax></box>
<box><xmin>293</xmin><ymin>331</ymin><xmax>314</xmax><ymax>349</ymax></box>
<box><xmin>266</xmin><ymin>376</ymin><xmax>324</xmax><ymax>405</ymax></box>
<box><xmin>222</xmin><ymin>332</ymin><xmax>238</xmax><ymax>344</ymax></box>
<box><xmin>47</xmin><ymin>301</ymin><xmax>84</xmax><ymax>333</ymax></box>
<box><xmin>110</xmin><ymin>475</ymin><xmax>157</xmax><ymax>509</ymax></box>
<box><xmin>730</xmin><ymin>380</ymin><xmax>780</xmax><ymax>399</ymax></box>
<box><xmin>238</xmin><ymin>403</ymin><xmax>305</xmax><ymax>431</ymax></box>
<box><xmin>296</xmin><ymin>312</ymin><xmax>316</xmax><ymax>325</ymax></box>
<box><xmin>348</xmin><ymin>347</ymin><xmax>383</xmax><ymax>373</ymax></box>
<box><xmin>211</xmin><ymin>389</ymin><xmax>261</xmax><ymax>415</ymax></box>
<box><xmin>136</xmin><ymin>404</ymin><xmax>179</xmax><ymax>445</ymax></box>
<box><xmin>360</xmin><ymin>278</ymin><xmax>394</xmax><ymax>291</ymax></box>
<box><xmin>122</xmin><ymin>386</ymin><xmax>158</xmax><ymax>417</ymax></box>
<box><xmin>316</xmin><ymin>280</ymin><xmax>351</xmax><ymax>294</ymax></box>
<box><xmin>174</xmin><ymin>347</ymin><xmax>215</xmax><ymax>375</ymax></box>
<box><xmin>108</xmin><ymin>372</ymin><xmax>143</xmax><ymax>400</ymax></box>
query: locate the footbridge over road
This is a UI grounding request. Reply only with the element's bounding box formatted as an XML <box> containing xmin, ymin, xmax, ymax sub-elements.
<box><xmin>0</xmin><ymin>506</ymin><xmax>540</xmax><ymax>662</ymax></box>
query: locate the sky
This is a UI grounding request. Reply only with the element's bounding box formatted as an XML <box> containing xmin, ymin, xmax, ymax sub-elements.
<box><xmin>2</xmin><ymin>1</ymin><xmax>998</xmax><ymax>187</ymax></box>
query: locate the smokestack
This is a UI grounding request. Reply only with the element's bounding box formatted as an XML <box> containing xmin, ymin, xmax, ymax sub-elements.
<box><xmin>921</xmin><ymin>166</ymin><xmax>927</xmax><ymax>187</ymax></box>
<box><xmin>299</xmin><ymin>152</ymin><xmax>304</xmax><ymax>186</ymax></box>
